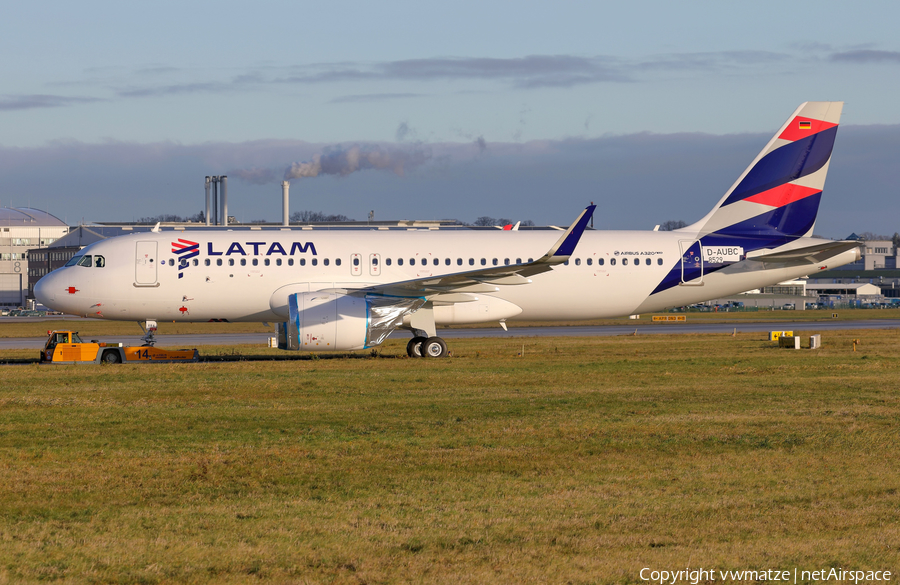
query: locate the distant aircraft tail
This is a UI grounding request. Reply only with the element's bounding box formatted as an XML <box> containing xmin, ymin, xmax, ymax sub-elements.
<box><xmin>686</xmin><ymin>101</ymin><xmax>843</xmax><ymax>250</ymax></box>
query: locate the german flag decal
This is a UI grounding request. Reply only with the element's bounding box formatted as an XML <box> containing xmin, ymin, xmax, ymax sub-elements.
<box><xmin>798</xmin><ymin>120</ymin><xmax>812</xmax><ymax>130</ymax></box>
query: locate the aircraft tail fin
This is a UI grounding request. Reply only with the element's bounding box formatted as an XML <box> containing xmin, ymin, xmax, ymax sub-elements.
<box><xmin>686</xmin><ymin>101</ymin><xmax>843</xmax><ymax>250</ymax></box>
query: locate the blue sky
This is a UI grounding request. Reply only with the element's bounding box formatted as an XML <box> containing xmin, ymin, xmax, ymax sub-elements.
<box><xmin>2</xmin><ymin>1</ymin><xmax>899</xmax><ymax>237</ymax></box>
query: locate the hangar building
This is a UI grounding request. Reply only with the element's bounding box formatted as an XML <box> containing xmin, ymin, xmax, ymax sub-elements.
<box><xmin>0</xmin><ymin>208</ymin><xmax>68</xmax><ymax>307</ymax></box>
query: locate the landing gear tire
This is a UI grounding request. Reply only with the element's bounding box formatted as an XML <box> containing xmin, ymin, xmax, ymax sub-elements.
<box><xmin>101</xmin><ymin>350</ymin><xmax>121</xmax><ymax>364</ymax></box>
<box><xmin>421</xmin><ymin>336</ymin><xmax>448</xmax><ymax>358</ymax></box>
<box><xmin>407</xmin><ymin>336</ymin><xmax>426</xmax><ymax>358</ymax></box>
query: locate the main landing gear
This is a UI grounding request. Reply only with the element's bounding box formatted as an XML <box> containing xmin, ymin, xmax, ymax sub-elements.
<box><xmin>404</xmin><ymin>302</ymin><xmax>449</xmax><ymax>358</ymax></box>
<box><xmin>406</xmin><ymin>335</ymin><xmax>449</xmax><ymax>358</ymax></box>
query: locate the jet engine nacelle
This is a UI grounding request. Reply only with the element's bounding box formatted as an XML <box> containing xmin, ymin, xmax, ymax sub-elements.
<box><xmin>278</xmin><ymin>292</ymin><xmax>425</xmax><ymax>352</ymax></box>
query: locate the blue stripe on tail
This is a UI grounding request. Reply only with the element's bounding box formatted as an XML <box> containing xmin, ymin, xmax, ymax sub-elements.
<box><xmin>721</xmin><ymin>127</ymin><xmax>837</xmax><ymax>207</ymax></box>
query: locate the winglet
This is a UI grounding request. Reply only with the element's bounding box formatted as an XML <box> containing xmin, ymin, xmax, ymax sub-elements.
<box><xmin>542</xmin><ymin>205</ymin><xmax>595</xmax><ymax>260</ymax></box>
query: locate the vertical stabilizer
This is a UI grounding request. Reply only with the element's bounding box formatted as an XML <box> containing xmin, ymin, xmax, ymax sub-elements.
<box><xmin>687</xmin><ymin>101</ymin><xmax>843</xmax><ymax>249</ymax></box>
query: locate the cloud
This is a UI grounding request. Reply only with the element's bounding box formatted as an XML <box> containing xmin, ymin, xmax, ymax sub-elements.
<box><xmin>227</xmin><ymin>167</ymin><xmax>279</xmax><ymax>185</ymax></box>
<box><xmin>635</xmin><ymin>50</ymin><xmax>789</xmax><ymax>73</ymax></box>
<box><xmin>330</xmin><ymin>93</ymin><xmax>421</xmax><ymax>104</ymax></box>
<box><xmin>829</xmin><ymin>49</ymin><xmax>900</xmax><ymax>63</ymax></box>
<box><xmin>0</xmin><ymin>94</ymin><xmax>104</xmax><ymax>111</ymax></box>
<box><xmin>279</xmin><ymin>55</ymin><xmax>631</xmax><ymax>88</ymax></box>
<box><xmin>117</xmin><ymin>82</ymin><xmax>232</xmax><ymax>98</ymax></box>
<box><xmin>3</xmin><ymin>125</ymin><xmax>897</xmax><ymax>236</ymax></box>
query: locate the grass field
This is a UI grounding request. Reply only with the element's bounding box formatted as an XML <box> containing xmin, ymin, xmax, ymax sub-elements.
<box><xmin>1</xmin><ymin>330</ymin><xmax>898</xmax><ymax>583</ymax></box>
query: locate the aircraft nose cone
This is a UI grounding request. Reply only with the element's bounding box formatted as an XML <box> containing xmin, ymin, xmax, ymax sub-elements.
<box><xmin>34</xmin><ymin>273</ymin><xmax>56</xmax><ymax>306</ymax></box>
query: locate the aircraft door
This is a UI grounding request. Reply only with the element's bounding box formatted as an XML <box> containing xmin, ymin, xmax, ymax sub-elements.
<box><xmin>679</xmin><ymin>239</ymin><xmax>704</xmax><ymax>286</ymax></box>
<box><xmin>369</xmin><ymin>253</ymin><xmax>381</xmax><ymax>276</ymax></box>
<box><xmin>135</xmin><ymin>241</ymin><xmax>159</xmax><ymax>286</ymax></box>
<box><xmin>351</xmin><ymin>253</ymin><xmax>362</xmax><ymax>276</ymax></box>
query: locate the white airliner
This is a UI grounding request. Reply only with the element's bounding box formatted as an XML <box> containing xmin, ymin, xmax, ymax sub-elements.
<box><xmin>35</xmin><ymin>102</ymin><xmax>860</xmax><ymax>357</ymax></box>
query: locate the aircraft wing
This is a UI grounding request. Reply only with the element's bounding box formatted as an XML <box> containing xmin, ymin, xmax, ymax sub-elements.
<box><xmin>354</xmin><ymin>205</ymin><xmax>595</xmax><ymax>298</ymax></box>
<box><xmin>745</xmin><ymin>240</ymin><xmax>862</xmax><ymax>265</ymax></box>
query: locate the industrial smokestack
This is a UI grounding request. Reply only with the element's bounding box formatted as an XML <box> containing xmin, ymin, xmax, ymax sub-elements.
<box><xmin>282</xmin><ymin>181</ymin><xmax>290</xmax><ymax>227</ymax></box>
<box><xmin>212</xmin><ymin>179</ymin><xmax>218</xmax><ymax>226</ymax></box>
<box><xmin>221</xmin><ymin>176</ymin><xmax>228</xmax><ymax>226</ymax></box>
<box><xmin>205</xmin><ymin>177</ymin><xmax>211</xmax><ymax>226</ymax></box>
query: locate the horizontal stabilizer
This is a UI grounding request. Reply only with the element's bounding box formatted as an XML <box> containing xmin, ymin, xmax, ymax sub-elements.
<box><xmin>746</xmin><ymin>240</ymin><xmax>862</xmax><ymax>264</ymax></box>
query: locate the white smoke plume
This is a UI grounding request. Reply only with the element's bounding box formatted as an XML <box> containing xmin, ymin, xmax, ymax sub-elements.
<box><xmin>284</xmin><ymin>144</ymin><xmax>430</xmax><ymax>181</ymax></box>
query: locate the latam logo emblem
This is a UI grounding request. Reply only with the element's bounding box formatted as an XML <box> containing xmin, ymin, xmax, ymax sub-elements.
<box><xmin>172</xmin><ymin>239</ymin><xmax>200</xmax><ymax>279</ymax></box>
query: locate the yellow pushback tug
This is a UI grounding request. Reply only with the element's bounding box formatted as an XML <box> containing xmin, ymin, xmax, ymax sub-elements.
<box><xmin>41</xmin><ymin>330</ymin><xmax>199</xmax><ymax>364</ymax></box>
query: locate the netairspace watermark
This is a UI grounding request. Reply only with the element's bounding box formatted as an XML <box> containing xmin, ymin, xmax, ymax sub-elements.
<box><xmin>640</xmin><ymin>567</ymin><xmax>892</xmax><ymax>584</ymax></box>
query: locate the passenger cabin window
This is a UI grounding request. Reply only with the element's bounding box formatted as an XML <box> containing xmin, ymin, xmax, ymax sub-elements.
<box><xmin>312</xmin><ymin>259</ymin><xmax>318</xmax><ymax>266</ymax></box>
<box><xmin>386</xmin><ymin>258</ymin><xmax>392</xmax><ymax>266</ymax></box>
<box><xmin>575</xmin><ymin>258</ymin><xmax>581</xmax><ymax>266</ymax></box>
<box><xmin>217</xmin><ymin>259</ymin><xmax>223</xmax><ymax>266</ymax></box>
<box><xmin>228</xmin><ymin>259</ymin><xmax>235</xmax><ymax>266</ymax></box>
<box><xmin>335</xmin><ymin>258</ymin><xmax>341</xmax><ymax>266</ymax></box>
<box><xmin>598</xmin><ymin>258</ymin><xmax>604</xmax><ymax>266</ymax></box>
<box><xmin>205</xmin><ymin>259</ymin><xmax>211</xmax><ymax>266</ymax></box>
<box><xmin>276</xmin><ymin>258</ymin><xmax>281</xmax><ymax>266</ymax></box>
<box><xmin>398</xmin><ymin>258</ymin><xmax>404</xmax><ymax>266</ymax></box>
<box><xmin>445</xmin><ymin>258</ymin><xmax>451</xmax><ymax>266</ymax></box>
<box><xmin>433</xmin><ymin>258</ymin><xmax>439</xmax><ymax>266</ymax></box>
<box><xmin>240</xmin><ymin>259</ymin><xmax>247</xmax><ymax>266</ymax></box>
<box><xmin>645</xmin><ymin>258</ymin><xmax>651</xmax><ymax>266</ymax></box>
<box><xmin>457</xmin><ymin>258</ymin><xmax>462</xmax><ymax>265</ymax></box>
<box><xmin>324</xmin><ymin>258</ymin><xmax>330</xmax><ymax>266</ymax></box>
<box><xmin>587</xmin><ymin>258</ymin><xmax>592</xmax><ymax>266</ymax></box>
<box><xmin>469</xmin><ymin>258</ymin><xmax>475</xmax><ymax>266</ymax></box>
<box><xmin>610</xmin><ymin>258</ymin><xmax>616</xmax><ymax>266</ymax></box>
<box><xmin>623</xmin><ymin>258</ymin><xmax>628</xmax><ymax>266</ymax></box>
<box><xmin>657</xmin><ymin>258</ymin><xmax>663</xmax><ymax>265</ymax></box>
<box><xmin>264</xmin><ymin>258</ymin><xmax>270</xmax><ymax>266</ymax></box>
<box><xmin>299</xmin><ymin>259</ymin><xmax>305</xmax><ymax>266</ymax></box>
<box><xmin>288</xmin><ymin>259</ymin><xmax>294</xmax><ymax>266</ymax></box>
<box><xmin>353</xmin><ymin>257</ymin><xmax>360</xmax><ymax>266</ymax></box>
<box><xmin>480</xmin><ymin>258</ymin><xmax>486</xmax><ymax>266</ymax></box>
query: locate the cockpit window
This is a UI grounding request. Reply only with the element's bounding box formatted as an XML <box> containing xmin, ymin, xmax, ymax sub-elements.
<box><xmin>65</xmin><ymin>255</ymin><xmax>82</xmax><ymax>267</ymax></box>
<box><xmin>72</xmin><ymin>255</ymin><xmax>93</xmax><ymax>267</ymax></box>
<box><xmin>95</xmin><ymin>255</ymin><xmax>105</xmax><ymax>268</ymax></box>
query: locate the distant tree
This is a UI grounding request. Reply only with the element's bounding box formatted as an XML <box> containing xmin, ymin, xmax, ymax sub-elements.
<box><xmin>474</xmin><ymin>216</ymin><xmax>497</xmax><ymax>226</ymax></box>
<box><xmin>474</xmin><ymin>216</ymin><xmax>533</xmax><ymax>227</ymax></box>
<box><xmin>290</xmin><ymin>210</ymin><xmax>352</xmax><ymax>223</ymax></box>
<box><xmin>520</xmin><ymin>220</ymin><xmax>535</xmax><ymax>227</ymax></box>
<box><xmin>857</xmin><ymin>231</ymin><xmax>892</xmax><ymax>241</ymax></box>
<box><xmin>893</xmin><ymin>232</ymin><xmax>900</xmax><ymax>252</ymax></box>
<box><xmin>137</xmin><ymin>213</ymin><xmax>186</xmax><ymax>223</ymax></box>
<box><xmin>137</xmin><ymin>211</ymin><xmax>206</xmax><ymax>223</ymax></box>
<box><xmin>659</xmin><ymin>220</ymin><xmax>687</xmax><ymax>231</ymax></box>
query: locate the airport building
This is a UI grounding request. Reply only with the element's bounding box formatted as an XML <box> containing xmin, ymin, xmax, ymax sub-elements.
<box><xmin>828</xmin><ymin>234</ymin><xmax>898</xmax><ymax>271</ymax></box>
<box><xmin>0</xmin><ymin>208</ymin><xmax>68</xmax><ymax>307</ymax></box>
